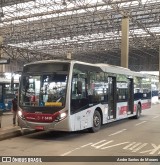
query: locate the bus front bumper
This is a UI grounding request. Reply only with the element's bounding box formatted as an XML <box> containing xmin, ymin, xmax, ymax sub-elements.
<box><xmin>18</xmin><ymin>117</ymin><xmax>57</xmax><ymax>131</ymax></box>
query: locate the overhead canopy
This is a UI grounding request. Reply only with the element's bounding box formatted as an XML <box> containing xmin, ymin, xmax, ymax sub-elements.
<box><xmin>0</xmin><ymin>0</ymin><xmax>159</xmax><ymax>71</ymax></box>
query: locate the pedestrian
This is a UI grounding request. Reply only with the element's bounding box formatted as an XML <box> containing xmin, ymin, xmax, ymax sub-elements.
<box><xmin>12</xmin><ymin>94</ymin><xmax>18</xmax><ymax>126</ymax></box>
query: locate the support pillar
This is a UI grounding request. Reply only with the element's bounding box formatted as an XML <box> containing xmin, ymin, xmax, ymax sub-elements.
<box><xmin>159</xmin><ymin>46</ymin><xmax>160</xmax><ymax>89</ymax></box>
<box><xmin>121</xmin><ymin>17</ymin><xmax>129</xmax><ymax>68</ymax></box>
<box><xmin>0</xmin><ymin>36</ymin><xmax>4</xmax><ymax>73</ymax></box>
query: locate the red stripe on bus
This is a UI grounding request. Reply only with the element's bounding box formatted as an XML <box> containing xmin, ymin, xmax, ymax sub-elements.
<box><xmin>119</xmin><ymin>102</ymin><xmax>151</xmax><ymax>115</ymax></box>
<box><xmin>141</xmin><ymin>102</ymin><xmax>151</xmax><ymax>110</ymax></box>
<box><xmin>23</xmin><ymin>111</ymin><xmax>60</xmax><ymax>123</ymax></box>
<box><xmin>119</xmin><ymin>106</ymin><xmax>127</xmax><ymax>115</ymax></box>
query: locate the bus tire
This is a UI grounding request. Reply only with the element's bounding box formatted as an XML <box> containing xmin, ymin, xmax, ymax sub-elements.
<box><xmin>88</xmin><ymin>110</ymin><xmax>101</xmax><ymax>133</ymax></box>
<box><xmin>134</xmin><ymin>104</ymin><xmax>141</xmax><ymax>119</ymax></box>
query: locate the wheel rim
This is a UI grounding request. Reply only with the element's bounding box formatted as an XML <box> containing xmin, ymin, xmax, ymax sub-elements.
<box><xmin>94</xmin><ymin>115</ymin><xmax>100</xmax><ymax>127</ymax></box>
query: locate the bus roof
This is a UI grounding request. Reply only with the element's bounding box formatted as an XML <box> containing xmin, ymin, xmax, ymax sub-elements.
<box><xmin>23</xmin><ymin>60</ymin><xmax>72</xmax><ymax>66</ymax></box>
<box><xmin>24</xmin><ymin>60</ymin><xmax>145</xmax><ymax>78</ymax></box>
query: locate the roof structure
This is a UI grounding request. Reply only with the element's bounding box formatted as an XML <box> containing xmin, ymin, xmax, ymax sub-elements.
<box><xmin>0</xmin><ymin>0</ymin><xmax>160</xmax><ymax>72</ymax></box>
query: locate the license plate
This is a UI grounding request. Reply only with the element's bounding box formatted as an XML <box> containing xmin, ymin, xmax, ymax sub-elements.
<box><xmin>35</xmin><ymin>126</ymin><xmax>44</xmax><ymax>130</ymax></box>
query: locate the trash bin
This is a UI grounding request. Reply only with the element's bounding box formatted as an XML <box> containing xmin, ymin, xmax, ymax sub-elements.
<box><xmin>0</xmin><ymin>110</ymin><xmax>3</xmax><ymax>128</ymax></box>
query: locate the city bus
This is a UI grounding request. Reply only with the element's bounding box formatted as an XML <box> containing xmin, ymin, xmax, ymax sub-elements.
<box><xmin>18</xmin><ymin>60</ymin><xmax>151</xmax><ymax>132</ymax></box>
<box><xmin>0</xmin><ymin>77</ymin><xmax>19</xmax><ymax>111</ymax></box>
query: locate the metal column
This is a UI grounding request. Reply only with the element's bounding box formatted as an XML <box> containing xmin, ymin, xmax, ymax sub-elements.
<box><xmin>121</xmin><ymin>17</ymin><xmax>129</xmax><ymax>68</ymax></box>
<box><xmin>159</xmin><ymin>45</ymin><xmax>160</xmax><ymax>86</ymax></box>
<box><xmin>0</xmin><ymin>36</ymin><xmax>4</xmax><ymax>72</ymax></box>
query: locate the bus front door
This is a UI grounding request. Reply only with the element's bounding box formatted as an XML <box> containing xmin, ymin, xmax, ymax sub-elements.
<box><xmin>108</xmin><ymin>77</ymin><xmax>117</xmax><ymax>120</ymax></box>
<box><xmin>127</xmin><ymin>78</ymin><xmax>134</xmax><ymax>115</ymax></box>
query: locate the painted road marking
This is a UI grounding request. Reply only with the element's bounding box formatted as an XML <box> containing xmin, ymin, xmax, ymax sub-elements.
<box><xmin>140</xmin><ymin>144</ymin><xmax>160</xmax><ymax>155</ymax></box>
<box><xmin>91</xmin><ymin>140</ymin><xmax>106</xmax><ymax>147</ymax></box>
<box><xmin>129</xmin><ymin>143</ymin><xmax>142</xmax><ymax>150</ymax></box>
<box><xmin>135</xmin><ymin>121</ymin><xmax>147</xmax><ymax>126</ymax></box>
<box><xmin>108</xmin><ymin>129</ymin><xmax>127</xmax><ymax>136</ymax></box>
<box><xmin>132</xmin><ymin>143</ymin><xmax>148</xmax><ymax>152</ymax></box>
<box><xmin>61</xmin><ymin>147</ymin><xmax>81</xmax><ymax>156</ymax></box>
<box><xmin>92</xmin><ymin>140</ymin><xmax>160</xmax><ymax>155</ymax></box>
<box><xmin>123</xmin><ymin>142</ymin><xmax>137</xmax><ymax>150</ymax></box>
<box><xmin>61</xmin><ymin>143</ymin><xmax>93</xmax><ymax>156</ymax></box>
<box><xmin>123</xmin><ymin>142</ymin><xmax>148</xmax><ymax>152</ymax></box>
<box><xmin>101</xmin><ymin>142</ymin><xmax>129</xmax><ymax>150</ymax></box>
<box><xmin>81</xmin><ymin>143</ymin><xmax>93</xmax><ymax>148</ymax></box>
<box><xmin>61</xmin><ymin>140</ymin><xmax>160</xmax><ymax>156</ymax></box>
<box><xmin>152</xmin><ymin>115</ymin><xmax>160</xmax><ymax>119</ymax></box>
<box><xmin>92</xmin><ymin>141</ymin><xmax>113</xmax><ymax>149</ymax></box>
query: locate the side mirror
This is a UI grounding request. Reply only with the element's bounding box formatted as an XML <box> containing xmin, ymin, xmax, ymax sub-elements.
<box><xmin>77</xmin><ymin>81</ymin><xmax>82</xmax><ymax>94</ymax></box>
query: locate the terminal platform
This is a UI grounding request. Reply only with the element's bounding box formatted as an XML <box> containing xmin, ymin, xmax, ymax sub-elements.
<box><xmin>0</xmin><ymin>112</ymin><xmax>34</xmax><ymax>141</ymax></box>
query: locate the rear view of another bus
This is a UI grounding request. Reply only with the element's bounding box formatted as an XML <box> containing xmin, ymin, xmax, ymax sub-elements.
<box><xmin>0</xmin><ymin>77</ymin><xmax>19</xmax><ymax>111</ymax></box>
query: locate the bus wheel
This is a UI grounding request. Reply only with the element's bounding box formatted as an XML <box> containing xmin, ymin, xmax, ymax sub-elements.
<box><xmin>89</xmin><ymin>110</ymin><xmax>101</xmax><ymax>133</ymax></box>
<box><xmin>134</xmin><ymin>104</ymin><xmax>141</xmax><ymax>119</ymax></box>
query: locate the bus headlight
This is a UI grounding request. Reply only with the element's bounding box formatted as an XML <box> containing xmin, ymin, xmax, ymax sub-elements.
<box><xmin>55</xmin><ymin>112</ymin><xmax>67</xmax><ymax>122</ymax></box>
<box><xmin>18</xmin><ymin>110</ymin><xmax>25</xmax><ymax>120</ymax></box>
<box><xmin>18</xmin><ymin>110</ymin><xmax>22</xmax><ymax>117</ymax></box>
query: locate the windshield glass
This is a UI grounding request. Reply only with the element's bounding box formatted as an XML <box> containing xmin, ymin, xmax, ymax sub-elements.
<box><xmin>20</xmin><ymin>63</ymin><xmax>69</xmax><ymax>107</ymax></box>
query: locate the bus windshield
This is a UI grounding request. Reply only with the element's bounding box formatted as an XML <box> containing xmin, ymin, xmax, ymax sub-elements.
<box><xmin>20</xmin><ymin>63</ymin><xmax>69</xmax><ymax>108</ymax></box>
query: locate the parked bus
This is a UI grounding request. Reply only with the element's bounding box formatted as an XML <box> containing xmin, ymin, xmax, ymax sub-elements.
<box><xmin>18</xmin><ymin>60</ymin><xmax>151</xmax><ymax>132</ymax></box>
<box><xmin>0</xmin><ymin>77</ymin><xmax>19</xmax><ymax>111</ymax></box>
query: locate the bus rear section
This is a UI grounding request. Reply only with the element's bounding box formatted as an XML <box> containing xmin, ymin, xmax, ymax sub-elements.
<box><xmin>0</xmin><ymin>78</ymin><xmax>19</xmax><ymax>111</ymax></box>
